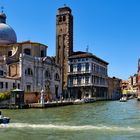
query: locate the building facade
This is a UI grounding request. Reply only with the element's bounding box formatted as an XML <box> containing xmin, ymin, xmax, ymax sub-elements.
<box><xmin>0</xmin><ymin>77</ymin><xmax>20</xmax><ymax>92</ymax></box>
<box><xmin>68</xmin><ymin>51</ymin><xmax>108</xmax><ymax>100</ymax></box>
<box><xmin>128</xmin><ymin>74</ymin><xmax>138</xmax><ymax>94</ymax></box>
<box><xmin>137</xmin><ymin>58</ymin><xmax>140</xmax><ymax>99</ymax></box>
<box><xmin>108</xmin><ymin>77</ymin><xmax>122</xmax><ymax>100</ymax></box>
<box><xmin>56</xmin><ymin>6</ymin><xmax>73</xmax><ymax>93</ymax></box>
<box><xmin>0</xmin><ymin>11</ymin><xmax>62</xmax><ymax>100</ymax></box>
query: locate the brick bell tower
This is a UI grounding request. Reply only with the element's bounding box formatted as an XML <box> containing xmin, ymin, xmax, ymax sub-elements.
<box><xmin>56</xmin><ymin>6</ymin><xmax>73</xmax><ymax>94</ymax></box>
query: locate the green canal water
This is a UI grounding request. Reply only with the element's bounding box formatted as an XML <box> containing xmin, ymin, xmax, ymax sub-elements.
<box><xmin>1</xmin><ymin>99</ymin><xmax>140</xmax><ymax>140</ymax></box>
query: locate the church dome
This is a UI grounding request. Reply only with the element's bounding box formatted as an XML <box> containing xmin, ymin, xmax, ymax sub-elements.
<box><xmin>0</xmin><ymin>23</ymin><xmax>17</xmax><ymax>44</ymax></box>
<box><xmin>0</xmin><ymin>12</ymin><xmax>17</xmax><ymax>45</ymax></box>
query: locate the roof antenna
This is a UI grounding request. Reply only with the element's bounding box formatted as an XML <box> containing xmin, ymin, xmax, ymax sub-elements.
<box><xmin>86</xmin><ymin>45</ymin><xmax>89</xmax><ymax>52</ymax></box>
<box><xmin>1</xmin><ymin>6</ymin><xmax>4</xmax><ymax>13</ymax></box>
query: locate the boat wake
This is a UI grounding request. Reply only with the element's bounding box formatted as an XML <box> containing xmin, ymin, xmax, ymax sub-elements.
<box><xmin>0</xmin><ymin>123</ymin><xmax>138</xmax><ymax>132</ymax></box>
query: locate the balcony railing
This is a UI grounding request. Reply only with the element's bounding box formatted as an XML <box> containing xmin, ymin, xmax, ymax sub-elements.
<box><xmin>68</xmin><ymin>83</ymin><xmax>93</xmax><ymax>87</ymax></box>
<box><xmin>68</xmin><ymin>70</ymin><xmax>91</xmax><ymax>75</ymax></box>
<box><xmin>68</xmin><ymin>70</ymin><xmax>108</xmax><ymax>77</ymax></box>
<box><xmin>68</xmin><ymin>82</ymin><xmax>108</xmax><ymax>88</ymax></box>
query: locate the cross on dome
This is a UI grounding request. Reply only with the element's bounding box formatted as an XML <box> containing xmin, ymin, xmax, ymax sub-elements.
<box><xmin>1</xmin><ymin>6</ymin><xmax>4</xmax><ymax>13</ymax></box>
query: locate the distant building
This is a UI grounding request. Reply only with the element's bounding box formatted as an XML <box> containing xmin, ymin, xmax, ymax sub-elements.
<box><xmin>108</xmin><ymin>77</ymin><xmax>122</xmax><ymax>100</ymax></box>
<box><xmin>137</xmin><ymin>58</ymin><xmax>140</xmax><ymax>98</ymax></box>
<box><xmin>128</xmin><ymin>74</ymin><xmax>138</xmax><ymax>93</ymax></box>
<box><xmin>0</xmin><ymin>11</ymin><xmax>62</xmax><ymax>101</ymax></box>
<box><xmin>121</xmin><ymin>80</ymin><xmax>129</xmax><ymax>90</ymax></box>
<box><xmin>128</xmin><ymin>76</ymin><xmax>133</xmax><ymax>86</ymax></box>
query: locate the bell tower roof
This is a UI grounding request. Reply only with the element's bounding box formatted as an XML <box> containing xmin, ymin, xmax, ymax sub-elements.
<box><xmin>58</xmin><ymin>5</ymin><xmax>72</xmax><ymax>14</ymax></box>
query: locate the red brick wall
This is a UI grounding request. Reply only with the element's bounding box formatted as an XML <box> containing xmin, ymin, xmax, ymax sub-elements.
<box><xmin>24</xmin><ymin>92</ymin><xmax>39</xmax><ymax>104</ymax></box>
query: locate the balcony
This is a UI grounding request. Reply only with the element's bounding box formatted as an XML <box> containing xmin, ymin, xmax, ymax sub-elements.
<box><xmin>68</xmin><ymin>83</ymin><xmax>93</xmax><ymax>88</ymax></box>
<box><xmin>68</xmin><ymin>70</ymin><xmax>91</xmax><ymax>75</ymax></box>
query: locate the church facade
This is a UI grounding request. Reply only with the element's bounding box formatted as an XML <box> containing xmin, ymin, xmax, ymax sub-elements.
<box><xmin>0</xmin><ymin>11</ymin><xmax>62</xmax><ymax>100</ymax></box>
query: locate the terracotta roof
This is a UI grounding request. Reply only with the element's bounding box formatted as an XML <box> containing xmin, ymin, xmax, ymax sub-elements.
<box><xmin>17</xmin><ymin>40</ymin><xmax>48</xmax><ymax>48</ymax></box>
<box><xmin>0</xmin><ymin>40</ymin><xmax>48</xmax><ymax>48</ymax></box>
<box><xmin>70</xmin><ymin>51</ymin><xmax>92</xmax><ymax>58</ymax></box>
<box><xmin>69</xmin><ymin>51</ymin><xmax>109</xmax><ymax>64</ymax></box>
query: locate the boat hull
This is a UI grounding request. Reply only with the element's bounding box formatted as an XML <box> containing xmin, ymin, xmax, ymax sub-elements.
<box><xmin>0</xmin><ymin>117</ymin><xmax>10</xmax><ymax>124</ymax></box>
<box><xmin>120</xmin><ymin>96</ymin><xmax>127</xmax><ymax>102</ymax></box>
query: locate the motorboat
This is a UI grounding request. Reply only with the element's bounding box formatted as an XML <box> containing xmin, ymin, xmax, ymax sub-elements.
<box><xmin>0</xmin><ymin>117</ymin><xmax>10</xmax><ymax>124</ymax></box>
<box><xmin>84</xmin><ymin>98</ymin><xmax>96</xmax><ymax>103</ymax></box>
<box><xmin>137</xmin><ymin>96</ymin><xmax>140</xmax><ymax>101</ymax></box>
<box><xmin>74</xmin><ymin>98</ymin><xmax>96</xmax><ymax>104</ymax></box>
<box><xmin>120</xmin><ymin>96</ymin><xmax>127</xmax><ymax>102</ymax></box>
<box><xmin>74</xmin><ymin>99</ymin><xmax>85</xmax><ymax>105</ymax></box>
<box><xmin>0</xmin><ymin>112</ymin><xmax>10</xmax><ymax>124</ymax></box>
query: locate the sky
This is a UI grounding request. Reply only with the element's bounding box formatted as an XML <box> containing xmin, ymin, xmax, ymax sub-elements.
<box><xmin>0</xmin><ymin>0</ymin><xmax>140</xmax><ymax>80</ymax></box>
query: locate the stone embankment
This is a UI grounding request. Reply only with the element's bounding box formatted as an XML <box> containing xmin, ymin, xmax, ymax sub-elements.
<box><xmin>29</xmin><ymin>101</ymin><xmax>73</xmax><ymax>108</ymax></box>
<box><xmin>0</xmin><ymin>98</ymin><xmax>110</xmax><ymax>109</ymax></box>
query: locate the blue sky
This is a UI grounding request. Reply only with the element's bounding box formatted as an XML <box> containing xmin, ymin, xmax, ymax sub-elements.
<box><xmin>0</xmin><ymin>0</ymin><xmax>140</xmax><ymax>80</ymax></box>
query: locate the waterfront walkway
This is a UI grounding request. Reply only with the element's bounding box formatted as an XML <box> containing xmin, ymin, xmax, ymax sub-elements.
<box><xmin>29</xmin><ymin>101</ymin><xmax>74</xmax><ymax>108</ymax></box>
<box><xmin>0</xmin><ymin>97</ymin><xmax>108</xmax><ymax>109</ymax></box>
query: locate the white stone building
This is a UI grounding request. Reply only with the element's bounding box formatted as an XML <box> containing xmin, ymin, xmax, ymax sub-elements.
<box><xmin>0</xmin><ymin>11</ymin><xmax>62</xmax><ymax>100</ymax></box>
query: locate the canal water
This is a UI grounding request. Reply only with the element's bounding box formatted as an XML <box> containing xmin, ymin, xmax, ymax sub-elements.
<box><xmin>1</xmin><ymin>99</ymin><xmax>140</xmax><ymax>140</ymax></box>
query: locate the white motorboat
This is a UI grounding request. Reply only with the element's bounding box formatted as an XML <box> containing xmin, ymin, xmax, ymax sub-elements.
<box><xmin>120</xmin><ymin>96</ymin><xmax>127</xmax><ymax>102</ymax></box>
<box><xmin>74</xmin><ymin>98</ymin><xmax>96</xmax><ymax>104</ymax></box>
<box><xmin>137</xmin><ymin>96</ymin><xmax>140</xmax><ymax>101</ymax></box>
<box><xmin>83</xmin><ymin>98</ymin><xmax>96</xmax><ymax>103</ymax></box>
<box><xmin>74</xmin><ymin>99</ymin><xmax>85</xmax><ymax>104</ymax></box>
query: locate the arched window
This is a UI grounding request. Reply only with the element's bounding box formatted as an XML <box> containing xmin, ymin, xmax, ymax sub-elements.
<box><xmin>85</xmin><ymin>63</ymin><xmax>89</xmax><ymax>71</ymax></box>
<box><xmin>0</xmin><ymin>70</ymin><xmax>3</xmax><ymax>76</ymax></box>
<box><xmin>45</xmin><ymin>70</ymin><xmax>51</xmax><ymax>79</ymax></box>
<box><xmin>41</xmin><ymin>50</ymin><xmax>45</xmax><ymax>57</ymax></box>
<box><xmin>25</xmin><ymin>68</ymin><xmax>33</xmax><ymax>76</ymax></box>
<box><xmin>55</xmin><ymin>73</ymin><xmax>60</xmax><ymax>81</ymax></box>
<box><xmin>85</xmin><ymin>76</ymin><xmax>89</xmax><ymax>84</ymax></box>
<box><xmin>77</xmin><ymin>63</ymin><xmax>81</xmax><ymax>72</ymax></box>
<box><xmin>63</xmin><ymin>16</ymin><xmax>66</xmax><ymax>21</ymax></box>
<box><xmin>59</xmin><ymin>16</ymin><xmax>62</xmax><ymax>22</ymax></box>
<box><xmin>24</xmin><ymin>48</ymin><xmax>31</xmax><ymax>55</ymax></box>
<box><xmin>8</xmin><ymin>51</ymin><xmax>12</xmax><ymax>57</ymax></box>
<box><xmin>70</xmin><ymin>64</ymin><xmax>73</xmax><ymax>72</ymax></box>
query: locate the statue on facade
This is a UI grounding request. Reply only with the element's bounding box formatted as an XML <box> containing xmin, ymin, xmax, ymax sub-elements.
<box><xmin>40</xmin><ymin>89</ymin><xmax>44</xmax><ymax>104</ymax></box>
